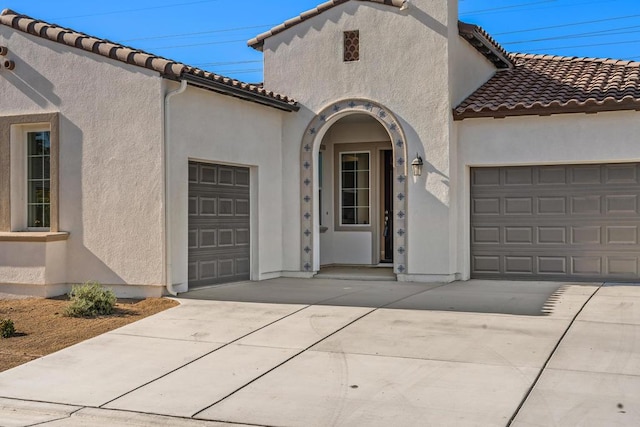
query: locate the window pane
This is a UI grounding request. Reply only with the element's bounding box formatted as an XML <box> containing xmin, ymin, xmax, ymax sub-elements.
<box><xmin>43</xmin><ymin>205</ymin><xmax>50</xmax><ymax>228</ymax></box>
<box><xmin>29</xmin><ymin>182</ymin><xmax>43</xmax><ymax>203</ymax></box>
<box><xmin>355</xmin><ymin>153</ymin><xmax>369</xmax><ymax>171</ymax></box>
<box><xmin>342</xmin><ymin>190</ymin><xmax>356</xmax><ymax>207</ymax></box>
<box><xmin>44</xmin><ymin>157</ymin><xmax>50</xmax><ymax>179</ymax></box>
<box><xmin>29</xmin><ymin>157</ymin><xmax>43</xmax><ymax>180</ymax></box>
<box><xmin>26</xmin><ymin>131</ymin><xmax>51</xmax><ymax>229</ymax></box>
<box><xmin>342</xmin><ymin>171</ymin><xmax>355</xmax><ymax>188</ymax></box>
<box><xmin>340</xmin><ymin>151</ymin><xmax>370</xmax><ymax>226</ymax></box>
<box><xmin>342</xmin><ymin>208</ymin><xmax>356</xmax><ymax>224</ymax></box>
<box><xmin>356</xmin><ymin>208</ymin><xmax>370</xmax><ymax>225</ymax></box>
<box><xmin>341</xmin><ymin>154</ymin><xmax>358</xmax><ymax>170</ymax></box>
<box><xmin>28</xmin><ymin>205</ymin><xmax>44</xmax><ymax>228</ymax></box>
<box><xmin>356</xmin><ymin>171</ymin><xmax>368</xmax><ymax>188</ymax></box>
<box><xmin>28</xmin><ymin>132</ymin><xmax>50</xmax><ymax>156</ymax></box>
<box><xmin>356</xmin><ymin>189</ymin><xmax>370</xmax><ymax>206</ymax></box>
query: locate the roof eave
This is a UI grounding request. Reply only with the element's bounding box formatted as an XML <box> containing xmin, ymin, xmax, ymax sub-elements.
<box><xmin>453</xmin><ymin>101</ymin><xmax>640</xmax><ymax>121</ymax></box>
<box><xmin>181</xmin><ymin>73</ymin><xmax>299</xmax><ymax>112</ymax></box>
<box><xmin>458</xmin><ymin>22</ymin><xmax>513</xmax><ymax>70</ymax></box>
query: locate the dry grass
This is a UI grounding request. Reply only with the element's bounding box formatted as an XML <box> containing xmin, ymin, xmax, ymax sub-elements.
<box><xmin>0</xmin><ymin>297</ymin><xmax>179</xmax><ymax>372</ymax></box>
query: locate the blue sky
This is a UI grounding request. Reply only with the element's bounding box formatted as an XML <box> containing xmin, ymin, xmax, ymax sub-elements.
<box><xmin>2</xmin><ymin>0</ymin><xmax>639</xmax><ymax>83</ymax></box>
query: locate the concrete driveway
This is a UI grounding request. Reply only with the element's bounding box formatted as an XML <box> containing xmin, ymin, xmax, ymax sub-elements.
<box><xmin>0</xmin><ymin>278</ymin><xmax>638</xmax><ymax>426</ymax></box>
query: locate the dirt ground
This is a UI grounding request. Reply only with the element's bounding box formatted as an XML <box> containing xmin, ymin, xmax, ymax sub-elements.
<box><xmin>0</xmin><ymin>297</ymin><xmax>179</xmax><ymax>372</ymax></box>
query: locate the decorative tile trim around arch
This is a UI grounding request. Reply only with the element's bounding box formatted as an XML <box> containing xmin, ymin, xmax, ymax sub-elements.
<box><xmin>300</xmin><ymin>99</ymin><xmax>408</xmax><ymax>275</ymax></box>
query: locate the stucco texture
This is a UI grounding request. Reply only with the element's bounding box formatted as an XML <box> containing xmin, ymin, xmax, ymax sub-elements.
<box><xmin>265</xmin><ymin>0</ymin><xmax>481</xmax><ymax>279</ymax></box>
<box><xmin>0</xmin><ymin>27</ymin><xmax>165</xmax><ymax>290</ymax></box>
<box><xmin>168</xmin><ymin>82</ymin><xmax>286</xmax><ymax>290</ymax></box>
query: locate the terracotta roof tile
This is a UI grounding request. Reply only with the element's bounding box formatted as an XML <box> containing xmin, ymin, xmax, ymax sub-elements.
<box><xmin>454</xmin><ymin>54</ymin><xmax>640</xmax><ymax>119</ymax></box>
<box><xmin>0</xmin><ymin>9</ymin><xmax>297</xmax><ymax>111</ymax></box>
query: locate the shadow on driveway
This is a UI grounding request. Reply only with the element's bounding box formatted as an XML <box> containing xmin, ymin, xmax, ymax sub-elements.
<box><xmin>180</xmin><ymin>278</ymin><xmax>569</xmax><ymax>316</ymax></box>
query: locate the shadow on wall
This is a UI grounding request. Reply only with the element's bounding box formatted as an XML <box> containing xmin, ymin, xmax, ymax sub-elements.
<box><xmin>59</xmin><ymin>116</ymin><xmax>125</xmax><ymax>288</ymax></box>
<box><xmin>4</xmin><ymin>51</ymin><xmax>61</xmax><ymax>107</ymax></box>
<box><xmin>264</xmin><ymin>1</ymin><xmax>448</xmax><ymax>53</ymax></box>
<box><xmin>180</xmin><ymin>278</ymin><xmax>567</xmax><ymax>317</ymax></box>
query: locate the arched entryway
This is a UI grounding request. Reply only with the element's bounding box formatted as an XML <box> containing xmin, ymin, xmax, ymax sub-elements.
<box><xmin>300</xmin><ymin>99</ymin><xmax>408</xmax><ymax>275</ymax></box>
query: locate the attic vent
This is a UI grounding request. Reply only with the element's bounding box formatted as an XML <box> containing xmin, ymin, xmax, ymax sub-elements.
<box><xmin>344</xmin><ymin>30</ymin><xmax>360</xmax><ymax>62</ymax></box>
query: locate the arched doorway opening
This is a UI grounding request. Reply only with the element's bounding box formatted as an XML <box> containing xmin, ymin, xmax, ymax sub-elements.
<box><xmin>300</xmin><ymin>100</ymin><xmax>408</xmax><ymax>275</ymax></box>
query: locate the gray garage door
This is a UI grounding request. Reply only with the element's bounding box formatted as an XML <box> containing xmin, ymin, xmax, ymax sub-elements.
<box><xmin>188</xmin><ymin>162</ymin><xmax>250</xmax><ymax>287</ymax></box>
<box><xmin>471</xmin><ymin>163</ymin><xmax>640</xmax><ymax>281</ymax></box>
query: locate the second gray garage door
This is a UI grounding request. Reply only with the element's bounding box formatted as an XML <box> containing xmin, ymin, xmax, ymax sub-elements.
<box><xmin>471</xmin><ymin>163</ymin><xmax>640</xmax><ymax>281</ymax></box>
<box><xmin>188</xmin><ymin>162</ymin><xmax>250</xmax><ymax>288</ymax></box>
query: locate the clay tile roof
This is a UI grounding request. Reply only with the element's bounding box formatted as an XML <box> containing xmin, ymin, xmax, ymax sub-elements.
<box><xmin>454</xmin><ymin>54</ymin><xmax>640</xmax><ymax>119</ymax></box>
<box><xmin>248</xmin><ymin>0</ymin><xmax>407</xmax><ymax>50</ymax></box>
<box><xmin>0</xmin><ymin>9</ymin><xmax>297</xmax><ymax>111</ymax></box>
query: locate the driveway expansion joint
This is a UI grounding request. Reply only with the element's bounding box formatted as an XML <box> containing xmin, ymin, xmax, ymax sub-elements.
<box><xmin>98</xmin><ymin>304</ymin><xmax>313</xmax><ymax>409</ymax></box>
<box><xmin>506</xmin><ymin>282</ymin><xmax>604</xmax><ymax>426</ymax></box>
<box><xmin>190</xmin><ymin>281</ymin><xmax>453</xmax><ymax>419</ymax></box>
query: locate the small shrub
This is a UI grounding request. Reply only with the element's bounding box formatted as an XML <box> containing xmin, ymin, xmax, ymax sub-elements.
<box><xmin>65</xmin><ymin>281</ymin><xmax>117</xmax><ymax>318</ymax></box>
<box><xmin>0</xmin><ymin>319</ymin><xmax>15</xmax><ymax>338</ymax></box>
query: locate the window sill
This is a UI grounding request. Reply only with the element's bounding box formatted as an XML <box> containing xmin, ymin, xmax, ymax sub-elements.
<box><xmin>0</xmin><ymin>232</ymin><xmax>69</xmax><ymax>242</ymax></box>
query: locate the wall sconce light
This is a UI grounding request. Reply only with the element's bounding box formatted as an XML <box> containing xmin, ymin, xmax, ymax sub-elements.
<box><xmin>411</xmin><ymin>153</ymin><xmax>423</xmax><ymax>177</ymax></box>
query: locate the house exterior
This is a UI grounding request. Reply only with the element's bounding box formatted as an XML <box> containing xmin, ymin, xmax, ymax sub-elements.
<box><xmin>1</xmin><ymin>0</ymin><xmax>639</xmax><ymax>297</ymax></box>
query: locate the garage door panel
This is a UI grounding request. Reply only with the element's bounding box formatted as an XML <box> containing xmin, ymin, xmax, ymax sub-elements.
<box><xmin>472</xmin><ymin>168</ymin><xmax>500</xmax><ymax>186</ymax></box>
<box><xmin>505</xmin><ymin>167</ymin><xmax>533</xmax><ymax>185</ymax></box>
<box><xmin>606</xmin><ymin>195</ymin><xmax>638</xmax><ymax>214</ymax></box>
<box><xmin>505</xmin><ymin>256</ymin><xmax>533</xmax><ymax>274</ymax></box>
<box><xmin>505</xmin><ymin>197</ymin><xmax>533</xmax><ymax>215</ymax></box>
<box><xmin>538</xmin><ymin>197</ymin><xmax>566</xmax><ymax>215</ymax></box>
<box><xmin>608</xmin><ymin>258</ymin><xmax>638</xmax><ymax>275</ymax></box>
<box><xmin>607</xmin><ymin>226</ymin><xmax>637</xmax><ymax>245</ymax></box>
<box><xmin>606</xmin><ymin>164</ymin><xmax>638</xmax><ymax>183</ymax></box>
<box><xmin>471</xmin><ymin>163</ymin><xmax>640</xmax><ymax>281</ymax></box>
<box><xmin>188</xmin><ymin>162</ymin><xmax>250</xmax><ymax>288</ymax></box>
<box><xmin>538</xmin><ymin>227</ymin><xmax>567</xmax><ymax>244</ymax></box>
<box><xmin>538</xmin><ymin>257</ymin><xmax>567</xmax><ymax>275</ymax></box>
<box><xmin>473</xmin><ymin>198</ymin><xmax>500</xmax><ymax>215</ymax></box>
<box><xmin>473</xmin><ymin>227</ymin><xmax>500</xmax><ymax>244</ymax></box>
<box><xmin>538</xmin><ymin>167</ymin><xmax>567</xmax><ymax>185</ymax></box>
<box><xmin>571</xmin><ymin>166</ymin><xmax>601</xmax><ymax>184</ymax></box>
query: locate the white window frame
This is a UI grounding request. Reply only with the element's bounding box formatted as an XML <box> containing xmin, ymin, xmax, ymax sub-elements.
<box><xmin>338</xmin><ymin>150</ymin><xmax>371</xmax><ymax>227</ymax></box>
<box><xmin>11</xmin><ymin>124</ymin><xmax>51</xmax><ymax>231</ymax></box>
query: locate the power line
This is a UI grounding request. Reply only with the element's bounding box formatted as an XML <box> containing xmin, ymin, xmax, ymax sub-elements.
<box><xmin>524</xmin><ymin>38</ymin><xmax>640</xmax><ymax>53</ymax></box>
<box><xmin>502</xmin><ymin>24</ymin><xmax>640</xmax><ymax>45</ymax></box>
<box><xmin>52</xmin><ymin>0</ymin><xmax>223</xmax><ymax>20</ymax></box>
<box><xmin>149</xmin><ymin>38</ymin><xmax>248</xmax><ymax>50</ymax></box>
<box><xmin>462</xmin><ymin>0</ymin><xmax>619</xmax><ymax>17</ymax></box>
<box><xmin>193</xmin><ymin>59</ymin><xmax>262</xmax><ymax>67</ymax></box>
<box><xmin>461</xmin><ymin>0</ymin><xmax>556</xmax><ymax>16</ymax></box>
<box><xmin>119</xmin><ymin>24</ymin><xmax>274</xmax><ymax>43</ymax></box>
<box><xmin>492</xmin><ymin>13</ymin><xmax>640</xmax><ymax>36</ymax></box>
<box><xmin>214</xmin><ymin>68</ymin><xmax>262</xmax><ymax>74</ymax></box>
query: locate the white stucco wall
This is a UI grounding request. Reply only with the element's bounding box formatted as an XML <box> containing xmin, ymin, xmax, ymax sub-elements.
<box><xmin>0</xmin><ymin>28</ymin><xmax>165</xmax><ymax>294</ymax></box>
<box><xmin>167</xmin><ymin>82</ymin><xmax>286</xmax><ymax>290</ymax></box>
<box><xmin>449</xmin><ymin>36</ymin><xmax>496</xmax><ymax>108</ymax></box>
<box><xmin>456</xmin><ymin>110</ymin><xmax>640</xmax><ymax>279</ymax></box>
<box><xmin>263</xmin><ymin>0</ymin><xmax>471</xmax><ymax>279</ymax></box>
